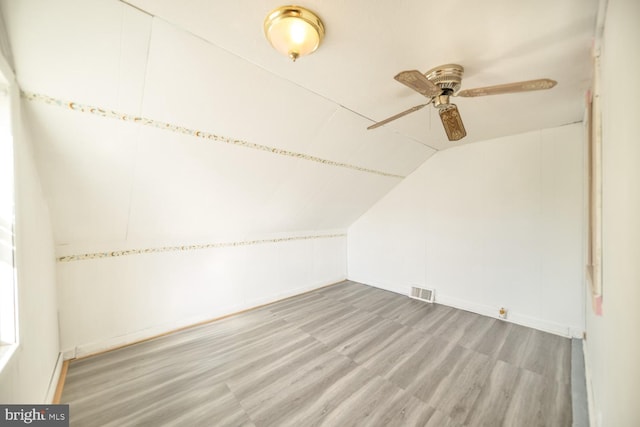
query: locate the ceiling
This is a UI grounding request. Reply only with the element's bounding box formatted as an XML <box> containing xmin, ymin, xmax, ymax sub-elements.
<box><xmin>0</xmin><ymin>0</ymin><xmax>598</xmax><ymax>252</ymax></box>
<box><xmin>124</xmin><ymin>0</ymin><xmax>597</xmax><ymax>149</ymax></box>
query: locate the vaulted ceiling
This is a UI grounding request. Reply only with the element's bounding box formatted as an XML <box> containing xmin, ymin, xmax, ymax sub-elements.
<box><xmin>0</xmin><ymin>0</ymin><xmax>597</xmax><ymax>251</ymax></box>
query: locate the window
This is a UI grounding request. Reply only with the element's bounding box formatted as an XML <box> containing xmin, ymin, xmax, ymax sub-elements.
<box><xmin>0</xmin><ymin>76</ymin><xmax>17</xmax><ymax>369</ymax></box>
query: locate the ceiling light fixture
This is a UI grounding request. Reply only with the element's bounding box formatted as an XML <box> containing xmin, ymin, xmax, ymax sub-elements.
<box><xmin>263</xmin><ymin>6</ymin><xmax>325</xmax><ymax>62</ymax></box>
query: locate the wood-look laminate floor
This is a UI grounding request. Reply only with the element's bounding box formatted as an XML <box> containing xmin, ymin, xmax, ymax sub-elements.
<box><xmin>61</xmin><ymin>281</ymin><xmax>572</xmax><ymax>427</ymax></box>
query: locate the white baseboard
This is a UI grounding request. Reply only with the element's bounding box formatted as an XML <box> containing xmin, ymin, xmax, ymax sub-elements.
<box><xmin>348</xmin><ymin>277</ymin><xmax>582</xmax><ymax>338</ymax></box>
<box><xmin>62</xmin><ymin>277</ymin><xmax>346</xmax><ymax>360</ymax></box>
<box><xmin>436</xmin><ymin>293</ymin><xmax>577</xmax><ymax>338</ymax></box>
<box><xmin>44</xmin><ymin>352</ymin><xmax>64</xmax><ymax>403</ymax></box>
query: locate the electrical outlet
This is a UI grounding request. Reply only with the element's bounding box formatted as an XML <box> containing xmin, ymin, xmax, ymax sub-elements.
<box><xmin>498</xmin><ymin>307</ymin><xmax>508</xmax><ymax>319</ymax></box>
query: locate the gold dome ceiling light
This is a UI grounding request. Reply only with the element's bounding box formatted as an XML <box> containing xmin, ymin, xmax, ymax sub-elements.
<box><xmin>264</xmin><ymin>6</ymin><xmax>325</xmax><ymax>62</ymax></box>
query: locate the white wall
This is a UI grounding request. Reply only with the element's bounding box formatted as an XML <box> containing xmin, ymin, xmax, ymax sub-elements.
<box><xmin>57</xmin><ymin>235</ymin><xmax>346</xmax><ymax>358</ymax></box>
<box><xmin>0</xmin><ymin>0</ymin><xmax>385</xmax><ymax>359</ymax></box>
<box><xmin>0</xmin><ymin>81</ymin><xmax>60</xmax><ymax>402</ymax></box>
<box><xmin>348</xmin><ymin>123</ymin><xmax>585</xmax><ymax>337</ymax></box>
<box><xmin>585</xmin><ymin>0</ymin><xmax>640</xmax><ymax>425</ymax></box>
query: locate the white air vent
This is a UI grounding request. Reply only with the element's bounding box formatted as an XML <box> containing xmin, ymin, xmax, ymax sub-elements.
<box><xmin>409</xmin><ymin>286</ymin><xmax>435</xmax><ymax>303</ymax></box>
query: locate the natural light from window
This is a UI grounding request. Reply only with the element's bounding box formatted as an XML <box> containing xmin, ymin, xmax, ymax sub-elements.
<box><xmin>0</xmin><ymin>82</ymin><xmax>17</xmax><ymax>369</ymax></box>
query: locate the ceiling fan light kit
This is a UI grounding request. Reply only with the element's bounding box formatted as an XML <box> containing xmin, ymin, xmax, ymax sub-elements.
<box><xmin>264</xmin><ymin>6</ymin><xmax>325</xmax><ymax>62</ymax></box>
<box><xmin>369</xmin><ymin>64</ymin><xmax>557</xmax><ymax>141</ymax></box>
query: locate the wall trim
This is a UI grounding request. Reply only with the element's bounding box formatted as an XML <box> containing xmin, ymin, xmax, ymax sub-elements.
<box><xmin>62</xmin><ymin>277</ymin><xmax>346</xmax><ymax>361</ymax></box>
<box><xmin>52</xmin><ymin>360</ymin><xmax>69</xmax><ymax>404</ymax></box>
<box><xmin>435</xmin><ymin>293</ymin><xmax>576</xmax><ymax>338</ymax></box>
<box><xmin>57</xmin><ymin>233</ymin><xmax>346</xmax><ymax>262</ymax></box>
<box><xmin>22</xmin><ymin>91</ymin><xmax>405</xmax><ymax>179</ymax></box>
<box><xmin>44</xmin><ymin>353</ymin><xmax>64</xmax><ymax>403</ymax></box>
<box><xmin>349</xmin><ymin>278</ymin><xmax>583</xmax><ymax>338</ymax></box>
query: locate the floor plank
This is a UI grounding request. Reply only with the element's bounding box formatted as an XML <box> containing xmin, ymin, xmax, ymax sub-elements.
<box><xmin>61</xmin><ymin>280</ymin><xmax>573</xmax><ymax>426</ymax></box>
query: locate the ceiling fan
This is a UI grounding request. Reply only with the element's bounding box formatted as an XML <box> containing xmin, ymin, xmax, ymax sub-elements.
<box><xmin>368</xmin><ymin>64</ymin><xmax>557</xmax><ymax>141</ymax></box>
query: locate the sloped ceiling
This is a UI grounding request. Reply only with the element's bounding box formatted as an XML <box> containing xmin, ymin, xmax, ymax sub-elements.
<box><xmin>0</xmin><ymin>0</ymin><xmax>597</xmax><ymax>251</ymax></box>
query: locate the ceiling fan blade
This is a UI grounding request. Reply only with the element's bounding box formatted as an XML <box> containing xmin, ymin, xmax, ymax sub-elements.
<box><xmin>457</xmin><ymin>78</ymin><xmax>557</xmax><ymax>97</ymax></box>
<box><xmin>367</xmin><ymin>103</ymin><xmax>430</xmax><ymax>130</ymax></box>
<box><xmin>395</xmin><ymin>70</ymin><xmax>442</xmax><ymax>98</ymax></box>
<box><xmin>439</xmin><ymin>104</ymin><xmax>466</xmax><ymax>141</ymax></box>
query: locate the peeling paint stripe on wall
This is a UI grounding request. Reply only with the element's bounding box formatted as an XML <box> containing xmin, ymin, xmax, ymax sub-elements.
<box><xmin>23</xmin><ymin>92</ymin><xmax>406</xmax><ymax>179</ymax></box>
<box><xmin>57</xmin><ymin>233</ymin><xmax>346</xmax><ymax>262</ymax></box>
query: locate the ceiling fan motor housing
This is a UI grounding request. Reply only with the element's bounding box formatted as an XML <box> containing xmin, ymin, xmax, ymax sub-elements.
<box><xmin>424</xmin><ymin>64</ymin><xmax>464</xmax><ymax>94</ymax></box>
